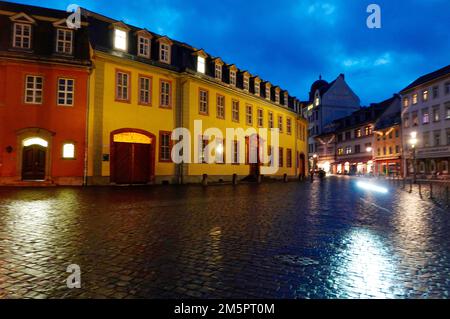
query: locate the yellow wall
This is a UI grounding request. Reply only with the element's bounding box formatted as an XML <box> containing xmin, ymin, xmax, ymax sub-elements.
<box><xmin>88</xmin><ymin>52</ymin><xmax>177</xmax><ymax>181</ymax></box>
<box><xmin>87</xmin><ymin>51</ymin><xmax>309</xmax><ymax>183</ymax></box>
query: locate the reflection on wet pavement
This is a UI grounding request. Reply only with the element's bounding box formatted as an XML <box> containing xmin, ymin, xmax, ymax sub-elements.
<box><xmin>0</xmin><ymin>176</ymin><xmax>449</xmax><ymax>299</ymax></box>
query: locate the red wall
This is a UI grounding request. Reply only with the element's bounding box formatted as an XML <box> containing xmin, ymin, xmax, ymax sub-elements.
<box><xmin>0</xmin><ymin>60</ymin><xmax>89</xmax><ymax>181</ymax></box>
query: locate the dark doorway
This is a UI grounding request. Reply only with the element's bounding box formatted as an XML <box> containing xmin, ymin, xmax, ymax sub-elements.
<box><xmin>22</xmin><ymin>145</ymin><xmax>46</xmax><ymax>180</ymax></box>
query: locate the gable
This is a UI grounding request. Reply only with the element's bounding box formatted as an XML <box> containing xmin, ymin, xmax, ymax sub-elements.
<box><xmin>9</xmin><ymin>12</ymin><xmax>36</xmax><ymax>24</ymax></box>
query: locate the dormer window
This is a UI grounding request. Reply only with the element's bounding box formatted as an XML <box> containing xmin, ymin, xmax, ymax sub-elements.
<box><xmin>265</xmin><ymin>84</ymin><xmax>271</xmax><ymax>100</ymax></box>
<box><xmin>254</xmin><ymin>80</ymin><xmax>260</xmax><ymax>96</ymax></box>
<box><xmin>215</xmin><ymin>63</ymin><xmax>222</xmax><ymax>80</ymax></box>
<box><xmin>315</xmin><ymin>95</ymin><xmax>320</xmax><ymax>106</ymax></box>
<box><xmin>138</xmin><ymin>36</ymin><xmax>150</xmax><ymax>58</ymax></box>
<box><xmin>230</xmin><ymin>69</ymin><xmax>236</xmax><ymax>86</ymax></box>
<box><xmin>197</xmin><ymin>56</ymin><xmax>206</xmax><ymax>74</ymax></box>
<box><xmin>275</xmin><ymin>89</ymin><xmax>280</xmax><ymax>104</ymax></box>
<box><xmin>284</xmin><ymin>92</ymin><xmax>289</xmax><ymax>106</ymax></box>
<box><xmin>114</xmin><ymin>29</ymin><xmax>127</xmax><ymax>51</ymax></box>
<box><xmin>56</xmin><ymin>29</ymin><xmax>73</xmax><ymax>54</ymax></box>
<box><xmin>243</xmin><ymin>75</ymin><xmax>249</xmax><ymax>91</ymax></box>
<box><xmin>13</xmin><ymin>23</ymin><xmax>32</xmax><ymax>49</ymax></box>
<box><xmin>157</xmin><ymin>37</ymin><xmax>173</xmax><ymax>64</ymax></box>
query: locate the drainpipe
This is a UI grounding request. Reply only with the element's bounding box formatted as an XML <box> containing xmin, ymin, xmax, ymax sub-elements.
<box><xmin>177</xmin><ymin>77</ymin><xmax>188</xmax><ymax>185</ymax></box>
<box><xmin>83</xmin><ymin>68</ymin><xmax>92</xmax><ymax>186</ymax></box>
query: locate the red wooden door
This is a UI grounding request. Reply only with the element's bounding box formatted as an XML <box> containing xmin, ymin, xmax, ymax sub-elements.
<box><xmin>114</xmin><ymin>142</ymin><xmax>133</xmax><ymax>184</ymax></box>
<box><xmin>113</xmin><ymin>142</ymin><xmax>151</xmax><ymax>184</ymax></box>
<box><xmin>22</xmin><ymin>145</ymin><xmax>46</xmax><ymax>180</ymax></box>
<box><xmin>132</xmin><ymin>143</ymin><xmax>151</xmax><ymax>184</ymax></box>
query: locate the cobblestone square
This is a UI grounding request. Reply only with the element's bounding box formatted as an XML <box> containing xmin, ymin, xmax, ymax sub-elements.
<box><xmin>0</xmin><ymin>177</ymin><xmax>449</xmax><ymax>299</ymax></box>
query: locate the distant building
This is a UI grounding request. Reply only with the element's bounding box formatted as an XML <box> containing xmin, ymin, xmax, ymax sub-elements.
<box><xmin>305</xmin><ymin>74</ymin><xmax>360</xmax><ymax>159</ymax></box>
<box><xmin>373</xmin><ymin>95</ymin><xmax>402</xmax><ymax>176</ymax></box>
<box><xmin>401</xmin><ymin>65</ymin><xmax>450</xmax><ymax>178</ymax></box>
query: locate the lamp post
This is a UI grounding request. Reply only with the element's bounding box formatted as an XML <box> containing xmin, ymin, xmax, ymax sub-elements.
<box><xmin>409</xmin><ymin>131</ymin><xmax>418</xmax><ymax>184</ymax></box>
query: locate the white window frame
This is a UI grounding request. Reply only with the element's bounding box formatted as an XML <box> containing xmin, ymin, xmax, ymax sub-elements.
<box><xmin>216</xmin><ymin>94</ymin><xmax>225</xmax><ymax>119</ymax></box>
<box><xmin>13</xmin><ymin>23</ymin><xmax>32</xmax><ymax>49</ymax></box>
<box><xmin>138</xmin><ymin>36</ymin><xmax>151</xmax><ymax>58</ymax></box>
<box><xmin>275</xmin><ymin>91</ymin><xmax>280</xmax><ymax>104</ymax></box>
<box><xmin>199</xmin><ymin>89</ymin><xmax>209</xmax><ymax>114</ymax></box>
<box><xmin>254</xmin><ymin>81</ymin><xmax>260</xmax><ymax>96</ymax></box>
<box><xmin>215</xmin><ymin>63</ymin><xmax>222</xmax><ymax>80</ymax></box>
<box><xmin>57</xmin><ymin>78</ymin><xmax>74</xmax><ymax>106</ymax></box>
<box><xmin>56</xmin><ymin>28</ymin><xmax>73</xmax><ymax>55</ymax></box>
<box><xmin>243</xmin><ymin>76</ymin><xmax>249</xmax><ymax>91</ymax></box>
<box><xmin>139</xmin><ymin>76</ymin><xmax>151</xmax><ymax>105</ymax></box>
<box><xmin>246</xmin><ymin>104</ymin><xmax>253</xmax><ymax>125</ymax></box>
<box><xmin>232</xmin><ymin>100</ymin><xmax>239</xmax><ymax>122</ymax></box>
<box><xmin>286</xmin><ymin>118</ymin><xmax>292</xmax><ymax>135</ymax></box>
<box><xmin>24</xmin><ymin>75</ymin><xmax>43</xmax><ymax>104</ymax></box>
<box><xmin>159</xmin><ymin>43</ymin><xmax>171</xmax><ymax>64</ymax></box>
<box><xmin>268</xmin><ymin>112</ymin><xmax>274</xmax><ymax>128</ymax></box>
<box><xmin>160</xmin><ymin>80</ymin><xmax>171</xmax><ymax>108</ymax></box>
<box><xmin>257</xmin><ymin>109</ymin><xmax>263</xmax><ymax>127</ymax></box>
<box><xmin>230</xmin><ymin>70</ymin><xmax>236</xmax><ymax>86</ymax></box>
<box><xmin>278</xmin><ymin>115</ymin><xmax>283</xmax><ymax>132</ymax></box>
<box><xmin>116</xmin><ymin>71</ymin><xmax>130</xmax><ymax>101</ymax></box>
<box><xmin>284</xmin><ymin>93</ymin><xmax>289</xmax><ymax>106</ymax></box>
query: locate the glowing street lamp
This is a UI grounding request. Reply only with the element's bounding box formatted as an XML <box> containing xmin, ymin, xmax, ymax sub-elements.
<box><xmin>409</xmin><ymin>131</ymin><xmax>418</xmax><ymax>183</ymax></box>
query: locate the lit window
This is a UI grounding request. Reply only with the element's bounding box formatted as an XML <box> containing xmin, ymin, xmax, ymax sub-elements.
<box><xmin>422</xmin><ymin>108</ymin><xmax>430</xmax><ymax>124</ymax></box>
<box><xmin>160</xmin><ymin>43</ymin><xmax>171</xmax><ymax>63</ymax></box>
<box><xmin>422</xmin><ymin>90</ymin><xmax>429</xmax><ymax>102</ymax></box>
<box><xmin>62</xmin><ymin>143</ymin><xmax>75</xmax><ymax>159</ymax></box>
<box><xmin>116</xmin><ymin>71</ymin><xmax>130</xmax><ymax>102</ymax></box>
<box><xmin>230</xmin><ymin>70</ymin><xmax>236</xmax><ymax>86</ymax></box>
<box><xmin>215</xmin><ymin>63</ymin><xmax>222</xmax><ymax>80</ymax></box>
<box><xmin>114</xmin><ymin>29</ymin><xmax>127</xmax><ymax>51</ymax></box>
<box><xmin>446</xmin><ymin>103</ymin><xmax>450</xmax><ymax>119</ymax></box>
<box><xmin>232</xmin><ymin>100</ymin><xmax>239</xmax><ymax>122</ymax></box>
<box><xmin>25</xmin><ymin>75</ymin><xmax>43</xmax><ymax>104</ymax></box>
<box><xmin>257</xmin><ymin>109</ymin><xmax>263</xmax><ymax>127</ymax></box>
<box><xmin>56</xmin><ymin>29</ymin><xmax>73</xmax><ymax>54</ymax></box>
<box><xmin>216</xmin><ymin>94</ymin><xmax>225</xmax><ymax>119</ymax></box>
<box><xmin>160</xmin><ymin>80</ymin><xmax>171</xmax><ymax>108</ymax></box>
<box><xmin>57</xmin><ymin>78</ymin><xmax>74</xmax><ymax>106</ymax></box>
<box><xmin>315</xmin><ymin>97</ymin><xmax>320</xmax><ymax>106</ymax></box>
<box><xmin>246</xmin><ymin>104</ymin><xmax>253</xmax><ymax>125</ymax></box>
<box><xmin>23</xmin><ymin>137</ymin><xmax>48</xmax><ymax>147</ymax></box>
<box><xmin>197</xmin><ymin>56</ymin><xmax>206</xmax><ymax>74</ymax></box>
<box><xmin>139</xmin><ymin>76</ymin><xmax>151</xmax><ymax>105</ymax></box>
<box><xmin>13</xmin><ymin>23</ymin><xmax>31</xmax><ymax>49</ymax></box>
<box><xmin>403</xmin><ymin>97</ymin><xmax>409</xmax><ymax>108</ymax></box>
<box><xmin>412</xmin><ymin>94</ymin><xmax>418</xmax><ymax>105</ymax></box>
<box><xmin>138</xmin><ymin>36</ymin><xmax>150</xmax><ymax>58</ymax></box>
<box><xmin>243</xmin><ymin>76</ymin><xmax>249</xmax><ymax>91</ymax></box>
<box><xmin>199</xmin><ymin>89</ymin><xmax>209</xmax><ymax>114</ymax></box>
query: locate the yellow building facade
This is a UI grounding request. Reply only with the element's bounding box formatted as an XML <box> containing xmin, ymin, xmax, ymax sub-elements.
<box><xmin>86</xmin><ymin>11</ymin><xmax>308</xmax><ymax>185</ymax></box>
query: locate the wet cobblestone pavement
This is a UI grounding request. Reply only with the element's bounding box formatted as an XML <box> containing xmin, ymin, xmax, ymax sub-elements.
<box><xmin>0</xmin><ymin>176</ymin><xmax>449</xmax><ymax>299</ymax></box>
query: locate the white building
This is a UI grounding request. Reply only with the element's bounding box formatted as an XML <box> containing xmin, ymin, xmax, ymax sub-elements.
<box><xmin>306</xmin><ymin>74</ymin><xmax>360</xmax><ymax>158</ymax></box>
<box><xmin>401</xmin><ymin>65</ymin><xmax>450</xmax><ymax>178</ymax></box>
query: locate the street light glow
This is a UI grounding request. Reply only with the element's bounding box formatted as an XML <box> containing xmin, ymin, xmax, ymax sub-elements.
<box><xmin>409</xmin><ymin>131</ymin><xmax>418</xmax><ymax>148</ymax></box>
<box><xmin>366</xmin><ymin>147</ymin><xmax>373</xmax><ymax>153</ymax></box>
<box><xmin>356</xmin><ymin>181</ymin><xmax>388</xmax><ymax>194</ymax></box>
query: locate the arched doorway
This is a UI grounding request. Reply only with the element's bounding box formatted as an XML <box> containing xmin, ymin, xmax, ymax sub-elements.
<box><xmin>21</xmin><ymin>137</ymin><xmax>48</xmax><ymax>180</ymax></box>
<box><xmin>299</xmin><ymin>153</ymin><xmax>306</xmax><ymax>177</ymax></box>
<box><xmin>110</xmin><ymin>129</ymin><xmax>156</xmax><ymax>184</ymax></box>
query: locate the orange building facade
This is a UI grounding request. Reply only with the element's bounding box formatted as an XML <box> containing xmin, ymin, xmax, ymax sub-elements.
<box><xmin>0</xmin><ymin>4</ymin><xmax>91</xmax><ymax>185</ymax></box>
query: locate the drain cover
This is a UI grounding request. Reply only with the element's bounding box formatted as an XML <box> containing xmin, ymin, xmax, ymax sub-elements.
<box><xmin>274</xmin><ymin>255</ymin><xmax>319</xmax><ymax>267</ymax></box>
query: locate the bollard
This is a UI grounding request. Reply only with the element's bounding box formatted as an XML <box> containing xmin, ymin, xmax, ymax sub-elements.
<box><xmin>202</xmin><ymin>174</ymin><xmax>208</xmax><ymax>186</ymax></box>
<box><xmin>430</xmin><ymin>183</ymin><xmax>433</xmax><ymax>199</ymax></box>
<box><xmin>232</xmin><ymin>174</ymin><xmax>238</xmax><ymax>185</ymax></box>
<box><xmin>283</xmin><ymin>174</ymin><xmax>288</xmax><ymax>183</ymax></box>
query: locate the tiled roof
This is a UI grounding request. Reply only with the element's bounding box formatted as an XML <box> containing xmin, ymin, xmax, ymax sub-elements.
<box><xmin>401</xmin><ymin>64</ymin><xmax>450</xmax><ymax>93</ymax></box>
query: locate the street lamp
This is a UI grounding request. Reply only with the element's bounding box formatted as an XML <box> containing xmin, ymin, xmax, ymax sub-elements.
<box><xmin>409</xmin><ymin>131</ymin><xmax>418</xmax><ymax>183</ymax></box>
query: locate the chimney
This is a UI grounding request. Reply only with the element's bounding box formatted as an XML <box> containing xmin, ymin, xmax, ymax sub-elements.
<box><xmin>339</xmin><ymin>73</ymin><xmax>345</xmax><ymax>80</ymax></box>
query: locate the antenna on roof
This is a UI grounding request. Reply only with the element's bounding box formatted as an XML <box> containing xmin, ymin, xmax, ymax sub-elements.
<box><xmin>319</xmin><ymin>75</ymin><xmax>322</xmax><ymax>80</ymax></box>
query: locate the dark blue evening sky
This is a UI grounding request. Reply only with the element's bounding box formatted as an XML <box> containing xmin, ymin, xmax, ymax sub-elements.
<box><xmin>10</xmin><ymin>0</ymin><xmax>450</xmax><ymax>105</ymax></box>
